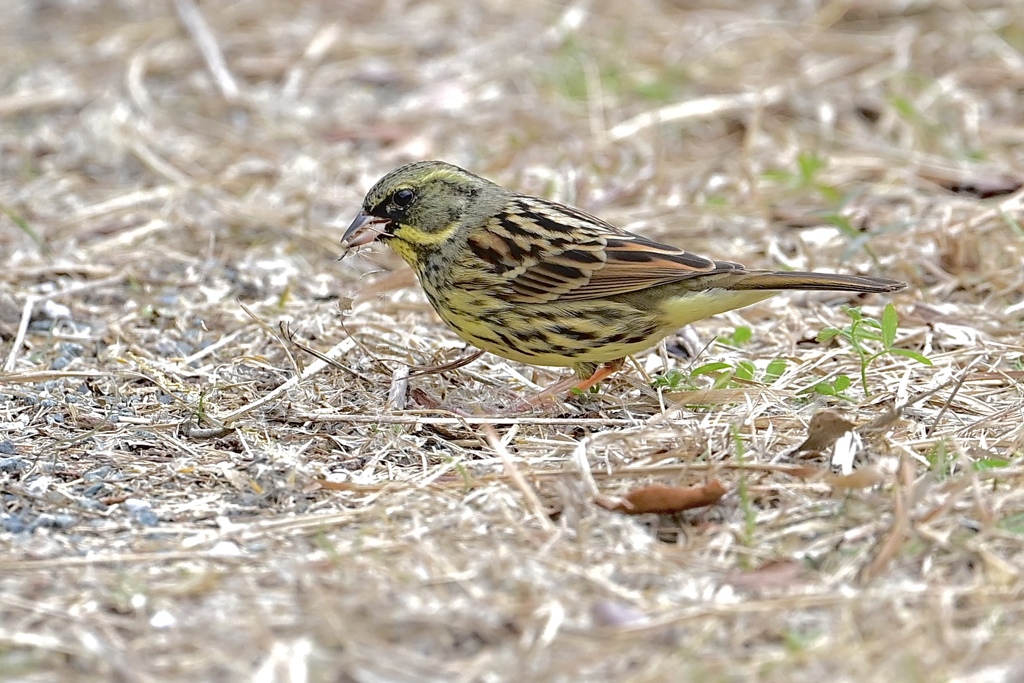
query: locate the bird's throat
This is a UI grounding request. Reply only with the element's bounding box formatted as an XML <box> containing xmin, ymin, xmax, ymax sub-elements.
<box><xmin>389</xmin><ymin>222</ymin><xmax>459</xmax><ymax>265</ymax></box>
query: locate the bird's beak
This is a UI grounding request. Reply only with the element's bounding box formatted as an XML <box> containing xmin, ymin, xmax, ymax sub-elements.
<box><xmin>341</xmin><ymin>211</ymin><xmax>390</xmax><ymax>249</ymax></box>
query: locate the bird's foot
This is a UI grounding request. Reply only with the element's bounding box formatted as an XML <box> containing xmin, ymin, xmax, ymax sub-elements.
<box><xmin>514</xmin><ymin>359</ymin><xmax>625</xmax><ymax>411</ymax></box>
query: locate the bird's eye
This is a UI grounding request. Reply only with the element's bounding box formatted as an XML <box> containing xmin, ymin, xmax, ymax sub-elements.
<box><xmin>393</xmin><ymin>188</ymin><xmax>415</xmax><ymax>208</ymax></box>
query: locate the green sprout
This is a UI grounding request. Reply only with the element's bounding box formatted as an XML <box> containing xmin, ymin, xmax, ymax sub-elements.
<box><xmin>717</xmin><ymin>325</ymin><xmax>752</xmax><ymax>348</ymax></box>
<box><xmin>807</xmin><ymin>373</ymin><xmax>855</xmax><ymax>402</ymax></box>
<box><xmin>761</xmin><ymin>151</ymin><xmax>842</xmax><ymax>204</ymax></box>
<box><xmin>815</xmin><ymin>303</ymin><xmax>932</xmax><ymax>396</ymax></box>
<box><xmin>653</xmin><ymin>357</ymin><xmax>788</xmax><ymax>392</ymax></box>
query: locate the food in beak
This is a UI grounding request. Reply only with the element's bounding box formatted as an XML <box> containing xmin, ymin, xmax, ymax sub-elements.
<box><xmin>341</xmin><ymin>212</ymin><xmax>390</xmax><ymax>248</ymax></box>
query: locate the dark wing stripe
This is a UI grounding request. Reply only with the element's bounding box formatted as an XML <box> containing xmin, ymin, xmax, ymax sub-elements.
<box><xmin>535</xmin><ymin>262</ymin><xmax>586</xmax><ymax>280</ymax></box>
<box><xmin>605</xmin><ymin>249</ymin><xmax>657</xmax><ymax>263</ymax></box>
<box><xmin>471</xmin><ymin>194</ymin><xmax>755</xmax><ymax>303</ymax></box>
<box><xmin>528</xmin><ymin>210</ymin><xmax>579</xmax><ymax>234</ymax></box>
<box><xmin>562</xmin><ymin>248</ymin><xmax>603</xmax><ymax>264</ymax></box>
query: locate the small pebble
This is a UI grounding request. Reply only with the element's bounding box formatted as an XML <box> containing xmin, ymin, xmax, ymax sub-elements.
<box><xmin>60</xmin><ymin>343</ymin><xmax>84</xmax><ymax>357</ymax></box>
<box><xmin>0</xmin><ymin>455</ymin><xmax>25</xmax><ymax>472</ymax></box>
<box><xmin>124</xmin><ymin>498</ymin><xmax>159</xmax><ymax>526</ymax></box>
<box><xmin>40</xmin><ymin>301</ymin><xmax>71</xmax><ymax>319</ymax></box>
<box><xmin>83</xmin><ymin>465</ymin><xmax>112</xmax><ymax>481</ymax></box>
<box><xmin>133</xmin><ymin>508</ymin><xmax>159</xmax><ymax>526</ymax></box>
<box><xmin>32</xmin><ymin>513</ymin><xmax>77</xmax><ymax>530</ymax></box>
<box><xmin>2</xmin><ymin>514</ymin><xmax>28</xmax><ymax>533</ymax></box>
<box><xmin>81</xmin><ymin>482</ymin><xmax>108</xmax><ymax>497</ymax></box>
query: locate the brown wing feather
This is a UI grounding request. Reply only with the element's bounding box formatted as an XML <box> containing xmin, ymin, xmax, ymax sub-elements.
<box><xmin>471</xmin><ymin>195</ymin><xmax>736</xmax><ymax>303</ymax></box>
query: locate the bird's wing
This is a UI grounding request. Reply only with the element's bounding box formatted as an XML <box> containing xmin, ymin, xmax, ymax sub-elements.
<box><xmin>464</xmin><ymin>195</ymin><xmax>744</xmax><ymax>303</ymax></box>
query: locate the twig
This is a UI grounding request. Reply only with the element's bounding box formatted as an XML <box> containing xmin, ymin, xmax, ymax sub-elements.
<box><xmin>297</xmin><ymin>413</ymin><xmax>642</xmax><ymax>427</ymax></box>
<box><xmin>608</xmin><ymin>85</ymin><xmax>787</xmax><ymax>142</ymax></box>
<box><xmin>481</xmin><ymin>425</ymin><xmax>558</xmax><ymax>534</ymax></box>
<box><xmin>172</xmin><ymin>0</ymin><xmax>240</xmax><ymax>102</ymax></box>
<box><xmin>387</xmin><ymin>364</ymin><xmax>410</xmax><ymax>410</ymax></box>
<box><xmin>213</xmin><ymin>337</ymin><xmax>358</xmax><ymax>423</ymax></box>
<box><xmin>925</xmin><ymin>358</ymin><xmax>982</xmax><ymax>437</ymax></box>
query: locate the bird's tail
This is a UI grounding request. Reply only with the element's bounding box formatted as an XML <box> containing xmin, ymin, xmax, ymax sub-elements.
<box><xmin>727</xmin><ymin>271</ymin><xmax>906</xmax><ymax>293</ymax></box>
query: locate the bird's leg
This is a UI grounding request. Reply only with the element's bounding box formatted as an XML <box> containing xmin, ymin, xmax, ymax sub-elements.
<box><xmin>572</xmin><ymin>358</ymin><xmax>625</xmax><ymax>392</ymax></box>
<box><xmin>518</xmin><ymin>358</ymin><xmax>626</xmax><ymax>410</ymax></box>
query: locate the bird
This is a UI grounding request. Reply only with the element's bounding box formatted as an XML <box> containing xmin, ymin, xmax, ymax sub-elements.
<box><xmin>341</xmin><ymin>160</ymin><xmax>906</xmax><ymax>401</ymax></box>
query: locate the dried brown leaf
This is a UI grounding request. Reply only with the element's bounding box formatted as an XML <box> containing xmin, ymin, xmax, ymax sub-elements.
<box><xmin>825</xmin><ymin>466</ymin><xmax>884</xmax><ymax>490</ymax></box>
<box><xmin>791</xmin><ymin>410</ymin><xmax>856</xmax><ymax>455</ymax></box>
<box><xmin>724</xmin><ymin>559</ymin><xmax>807</xmax><ymax>591</ymax></box>
<box><xmin>598</xmin><ymin>481</ymin><xmax>727</xmax><ymax>515</ymax></box>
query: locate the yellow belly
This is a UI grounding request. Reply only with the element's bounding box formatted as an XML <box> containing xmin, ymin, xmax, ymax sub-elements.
<box><xmin>424</xmin><ymin>284</ymin><xmax>778</xmax><ymax>369</ymax></box>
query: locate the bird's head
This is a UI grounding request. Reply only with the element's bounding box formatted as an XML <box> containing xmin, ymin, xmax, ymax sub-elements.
<box><xmin>341</xmin><ymin>160</ymin><xmax>505</xmax><ymax>255</ymax></box>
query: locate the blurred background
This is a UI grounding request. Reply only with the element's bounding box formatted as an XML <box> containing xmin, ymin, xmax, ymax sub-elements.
<box><xmin>6</xmin><ymin>0</ymin><xmax>1021</xmax><ymax>286</ymax></box>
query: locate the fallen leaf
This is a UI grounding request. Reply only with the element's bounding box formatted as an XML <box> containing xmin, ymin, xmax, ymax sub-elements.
<box><xmin>724</xmin><ymin>559</ymin><xmax>806</xmax><ymax>590</ymax></box>
<box><xmin>786</xmin><ymin>465</ymin><xmax>827</xmax><ymax>480</ymax></box>
<box><xmin>598</xmin><ymin>481</ymin><xmax>727</xmax><ymax>515</ymax></box>
<box><xmin>825</xmin><ymin>466</ymin><xmax>884</xmax><ymax>490</ymax></box>
<box><xmin>316</xmin><ymin>479</ymin><xmax>356</xmax><ymax>491</ymax></box>
<box><xmin>791</xmin><ymin>409</ymin><xmax>856</xmax><ymax>454</ymax></box>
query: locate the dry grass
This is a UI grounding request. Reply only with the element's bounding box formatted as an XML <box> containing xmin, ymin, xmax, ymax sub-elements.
<box><xmin>2</xmin><ymin>0</ymin><xmax>1024</xmax><ymax>681</ymax></box>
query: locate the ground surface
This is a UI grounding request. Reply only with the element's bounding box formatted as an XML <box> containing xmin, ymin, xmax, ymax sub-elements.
<box><xmin>2</xmin><ymin>1</ymin><xmax>1024</xmax><ymax>681</ymax></box>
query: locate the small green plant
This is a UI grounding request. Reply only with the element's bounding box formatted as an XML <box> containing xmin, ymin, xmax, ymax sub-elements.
<box><xmin>1</xmin><ymin>201</ymin><xmax>48</xmax><ymax>253</ymax></box>
<box><xmin>782</xmin><ymin>628</ymin><xmax>820</xmax><ymax>653</ymax></box>
<box><xmin>761</xmin><ymin>151</ymin><xmax>842</xmax><ymax>203</ymax></box>
<box><xmin>888</xmin><ymin>94</ymin><xmax>921</xmax><ymax>124</ymax></box>
<box><xmin>925</xmin><ymin>439</ymin><xmax>955</xmax><ymax>480</ymax></box>
<box><xmin>653</xmin><ymin>358</ymin><xmax>789</xmax><ymax>392</ymax></box>
<box><xmin>973</xmin><ymin>457</ymin><xmax>1013</xmax><ymax>471</ymax></box>
<box><xmin>651</xmin><ymin>368</ymin><xmax>693</xmax><ymax>392</ymax></box>
<box><xmin>807</xmin><ymin>373</ymin><xmax>855</xmax><ymax>402</ymax></box>
<box><xmin>717</xmin><ymin>325</ymin><xmax>752</xmax><ymax>348</ymax></box>
<box><xmin>997</xmin><ymin>511</ymin><xmax>1024</xmax><ymax>536</ymax></box>
<box><xmin>820</xmin><ymin>210</ymin><xmax>881</xmax><ymax>265</ymax></box>
<box><xmin>762</xmin><ymin>154</ymin><xmax>892</xmax><ymax>264</ymax></box>
<box><xmin>760</xmin><ymin>358</ymin><xmax>788</xmax><ymax>384</ymax></box>
<box><xmin>691</xmin><ymin>361</ymin><xmax>738</xmax><ymax>389</ymax></box>
<box><xmin>816</xmin><ymin>303</ymin><xmax>932</xmax><ymax>396</ymax></box>
<box><xmin>1001</xmin><ymin>210</ymin><xmax>1024</xmax><ymax>238</ymax></box>
<box><xmin>547</xmin><ymin>39</ymin><xmax>688</xmax><ymax>104</ymax></box>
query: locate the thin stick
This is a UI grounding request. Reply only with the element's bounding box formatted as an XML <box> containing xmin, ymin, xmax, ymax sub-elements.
<box><xmin>609</xmin><ymin>86</ymin><xmax>786</xmax><ymax>142</ymax></box>
<box><xmin>481</xmin><ymin>425</ymin><xmax>557</xmax><ymax>534</ymax></box>
<box><xmin>214</xmin><ymin>337</ymin><xmax>358</xmax><ymax>423</ymax></box>
<box><xmin>173</xmin><ymin>0</ymin><xmax>240</xmax><ymax>102</ymax></box>
<box><xmin>297</xmin><ymin>413</ymin><xmax>642</xmax><ymax>427</ymax></box>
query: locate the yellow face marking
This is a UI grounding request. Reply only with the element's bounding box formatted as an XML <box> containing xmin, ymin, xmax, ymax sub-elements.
<box><xmin>387</xmin><ymin>222</ymin><xmax>460</xmax><ymax>265</ymax></box>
